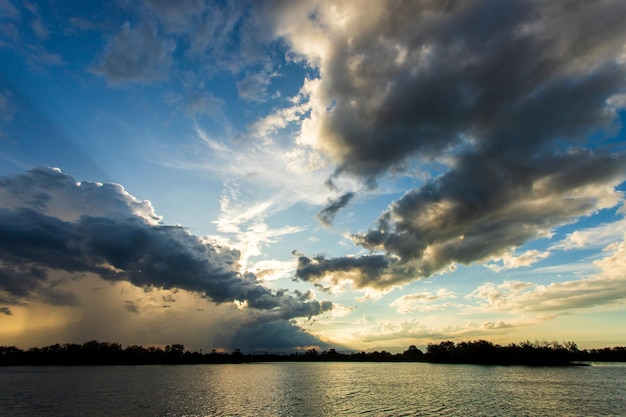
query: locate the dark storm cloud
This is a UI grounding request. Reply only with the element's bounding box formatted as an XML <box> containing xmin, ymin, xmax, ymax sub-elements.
<box><xmin>316</xmin><ymin>191</ymin><xmax>355</xmax><ymax>226</ymax></box>
<box><xmin>0</xmin><ymin>168</ymin><xmax>332</xmax><ymax>319</ymax></box>
<box><xmin>0</xmin><ymin>265</ymin><xmax>81</xmax><ymax>307</ymax></box>
<box><xmin>282</xmin><ymin>0</ymin><xmax>626</xmax><ymax>288</ymax></box>
<box><xmin>232</xmin><ymin>319</ymin><xmax>331</xmax><ymax>352</ymax></box>
<box><xmin>294</xmin><ymin>253</ymin><xmax>400</xmax><ymax>290</ymax></box>
<box><xmin>358</xmin><ymin>151</ymin><xmax>625</xmax><ymax>274</ymax></box>
<box><xmin>291</xmin><ymin>0</ymin><xmax>626</xmax><ymax>179</ymax></box>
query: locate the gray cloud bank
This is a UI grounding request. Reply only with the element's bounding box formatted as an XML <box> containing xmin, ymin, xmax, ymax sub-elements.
<box><xmin>0</xmin><ymin>168</ymin><xmax>332</xmax><ymax>341</ymax></box>
<box><xmin>289</xmin><ymin>0</ymin><xmax>626</xmax><ymax>289</ymax></box>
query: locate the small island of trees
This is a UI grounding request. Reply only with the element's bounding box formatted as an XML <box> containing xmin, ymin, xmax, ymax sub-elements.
<box><xmin>1</xmin><ymin>339</ymin><xmax>625</xmax><ymax>366</ymax></box>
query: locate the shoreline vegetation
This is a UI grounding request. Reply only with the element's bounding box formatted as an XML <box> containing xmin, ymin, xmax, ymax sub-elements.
<box><xmin>1</xmin><ymin>340</ymin><xmax>625</xmax><ymax>367</ymax></box>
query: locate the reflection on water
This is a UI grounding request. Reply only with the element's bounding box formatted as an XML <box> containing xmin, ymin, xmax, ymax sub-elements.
<box><xmin>1</xmin><ymin>362</ymin><xmax>625</xmax><ymax>416</ymax></box>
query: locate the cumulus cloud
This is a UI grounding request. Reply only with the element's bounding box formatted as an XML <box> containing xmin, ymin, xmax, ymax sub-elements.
<box><xmin>469</xmin><ymin>234</ymin><xmax>626</xmax><ymax>312</ymax></box>
<box><xmin>550</xmin><ymin>214</ymin><xmax>626</xmax><ymax>251</ymax></box>
<box><xmin>352</xmin><ymin>313</ymin><xmax>567</xmax><ymax>349</ymax></box>
<box><xmin>485</xmin><ymin>249</ymin><xmax>551</xmax><ymax>273</ymax></box>
<box><xmin>0</xmin><ymin>168</ymin><xmax>332</xmax><ymax>323</ymax></box>
<box><xmin>294</xmin><ymin>253</ymin><xmax>394</xmax><ymax>291</ymax></box>
<box><xmin>271</xmin><ymin>0</ymin><xmax>626</xmax><ymax>177</ymax></box>
<box><xmin>272</xmin><ymin>0</ymin><xmax>626</xmax><ymax>289</ymax></box>
<box><xmin>349</xmin><ymin>136</ymin><xmax>625</xmax><ymax>286</ymax></box>
<box><xmin>92</xmin><ymin>21</ymin><xmax>175</xmax><ymax>84</ymax></box>
<box><xmin>353</xmin><ymin>319</ymin><xmax>503</xmax><ymax>344</ymax></box>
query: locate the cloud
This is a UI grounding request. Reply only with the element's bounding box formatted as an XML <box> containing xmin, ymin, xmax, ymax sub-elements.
<box><xmin>92</xmin><ymin>21</ymin><xmax>175</xmax><ymax>85</ymax></box>
<box><xmin>550</xmin><ymin>215</ymin><xmax>626</xmax><ymax>251</ymax></box>
<box><xmin>485</xmin><ymin>249</ymin><xmax>551</xmax><ymax>273</ymax></box>
<box><xmin>0</xmin><ymin>306</ymin><xmax>10</xmax><ymax>315</ymax></box>
<box><xmin>212</xmin><ymin>185</ymin><xmax>309</xmax><ymax>270</ymax></box>
<box><xmin>316</xmin><ymin>191</ymin><xmax>355</xmax><ymax>226</ymax></box>
<box><xmin>0</xmin><ymin>0</ymin><xmax>20</xmax><ymax>21</ymax></box>
<box><xmin>0</xmin><ymin>168</ymin><xmax>332</xmax><ymax>323</ymax></box>
<box><xmin>260</xmin><ymin>0</ymin><xmax>626</xmax><ymax>289</ymax></box>
<box><xmin>250</xmin><ymin>259</ymin><xmax>297</xmax><ymax>281</ymax></box>
<box><xmin>273</xmin><ymin>0</ymin><xmax>626</xmax><ymax>178</ymax></box>
<box><xmin>141</xmin><ymin>0</ymin><xmax>270</xmax><ymax>75</ymax></box>
<box><xmin>0</xmin><ymin>90</ymin><xmax>15</xmax><ymax>139</ymax></box>
<box><xmin>390</xmin><ymin>289</ymin><xmax>457</xmax><ymax>314</ymax></box>
<box><xmin>320</xmin><ymin>147</ymin><xmax>625</xmax><ymax>289</ymax></box>
<box><xmin>0</xmin><ymin>166</ymin><xmax>161</xmax><ymax>224</ymax></box>
<box><xmin>0</xmin><ymin>265</ymin><xmax>81</xmax><ymax>307</ymax></box>
<box><xmin>353</xmin><ymin>319</ymin><xmax>501</xmax><ymax>344</ymax></box>
<box><xmin>231</xmin><ymin>319</ymin><xmax>331</xmax><ymax>352</ymax></box>
<box><xmin>480</xmin><ymin>321</ymin><xmax>513</xmax><ymax>330</ymax></box>
<box><xmin>142</xmin><ymin>0</ymin><xmax>206</xmax><ymax>34</ymax></box>
<box><xmin>237</xmin><ymin>70</ymin><xmax>278</xmax><ymax>103</ymax></box>
<box><xmin>184</xmin><ymin>93</ymin><xmax>226</xmax><ymax>119</ymax></box>
<box><xmin>0</xmin><ymin>1</ymin><xmax>64</xmax><ymax>68</ymax></box>
<box><xmin>294</xmin><ymin>253</ymin><xmax>395</xmax><ymax>291</ymax></box>
<box><xmin>468</xmin><ymin>233</ymin><xmax>626</xmax><ymax>312</ymax></box>
<box><xmin>352</xmin><ymin>313</ymin><xmax>568</xmax><ymax>349</ymax></box>
<box><xmin>30</xmin><ymin>18</ymin><xmax>48</xmax><ymax>41</ymax></box>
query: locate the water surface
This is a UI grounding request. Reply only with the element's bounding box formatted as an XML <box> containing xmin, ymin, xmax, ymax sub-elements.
<box><xmin>1</xmin><ymin>362</ymin><xmax>625</xmax><ymax>416</ymax></box>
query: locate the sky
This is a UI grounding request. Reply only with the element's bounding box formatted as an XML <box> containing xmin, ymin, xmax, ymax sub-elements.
<box><xmin>1</xmin><ymin>0</ymin><xmax>626</xmax><ymax>353</ymax></box>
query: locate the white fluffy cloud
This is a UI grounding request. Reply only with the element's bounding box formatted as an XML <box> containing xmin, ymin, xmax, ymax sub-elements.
<box><xmin>550</xmin><ymin>214</ymin><xmax>626</xmax><ymax>251</ymax></box>
<box><xmin>485</xmin><ymin>249</ymin><xmax>552</xmax><ymax>273</ymax></box>
<box><xmin>469</xmin><ymin>233</ymin><xmax>626</xmax><ymax>312</ymax></box>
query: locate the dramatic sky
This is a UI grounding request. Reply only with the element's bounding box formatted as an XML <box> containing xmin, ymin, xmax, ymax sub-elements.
<box><xmin>1</xmin><ymin>0</ymin><xmax>626</xmax><ymax>353</ymax></box>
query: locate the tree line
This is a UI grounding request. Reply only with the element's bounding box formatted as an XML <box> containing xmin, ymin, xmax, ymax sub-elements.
<box><xmin>1</xmin><ymin>339</ymin><xmax>625</xmax><ymax>366</ymax></box>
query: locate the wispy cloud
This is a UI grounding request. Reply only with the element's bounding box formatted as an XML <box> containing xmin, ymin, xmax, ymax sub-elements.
<box><xmin>390</xmin><ymin>289</ymin><xmax>457</xmax><ymax>314</ymax></box>
<box><xmin>92</xmin><ymin>21</ymin><xmax>175</xmax><ymax>85</ymax></box>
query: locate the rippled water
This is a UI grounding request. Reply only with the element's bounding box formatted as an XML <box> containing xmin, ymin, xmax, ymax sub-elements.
<box><xmin>1</xmin><ymin>362</ymin><xmax>625</xmax><ymax>416</ymax></box>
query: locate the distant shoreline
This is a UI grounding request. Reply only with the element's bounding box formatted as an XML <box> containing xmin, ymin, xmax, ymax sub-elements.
<box><xmin>2</xmin><ymin>340</ymin><xmax>625</xmax><ymax>367</ymax></box>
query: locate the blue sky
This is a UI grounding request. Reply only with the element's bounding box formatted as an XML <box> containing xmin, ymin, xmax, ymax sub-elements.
<box><xmin>1</xmin><ymin>0</ymin><xmax>625</xmax><ymax>353</ymax></box>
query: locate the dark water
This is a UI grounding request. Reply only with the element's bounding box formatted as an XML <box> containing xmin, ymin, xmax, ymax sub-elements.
<box><xmin>1</xmin><ymin>362</ymin><xmax>625</xmax><ymax>416</ymax></box>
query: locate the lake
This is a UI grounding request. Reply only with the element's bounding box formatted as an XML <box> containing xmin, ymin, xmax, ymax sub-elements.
<box><xmin>1</xmin><ymin>362</ymin><xmax>625</xmax><ymax>416</ymax></box>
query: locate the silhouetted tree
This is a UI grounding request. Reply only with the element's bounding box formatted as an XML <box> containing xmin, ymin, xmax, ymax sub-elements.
<box><xmin>402</xmin><ymin>345</ymin><xmax>424</xmax><ymax>359</ymax></box>
<box><xmin>2</xmin><ymin>339</ymin><xmax>625</xmax><ymax>366</ymax></box>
